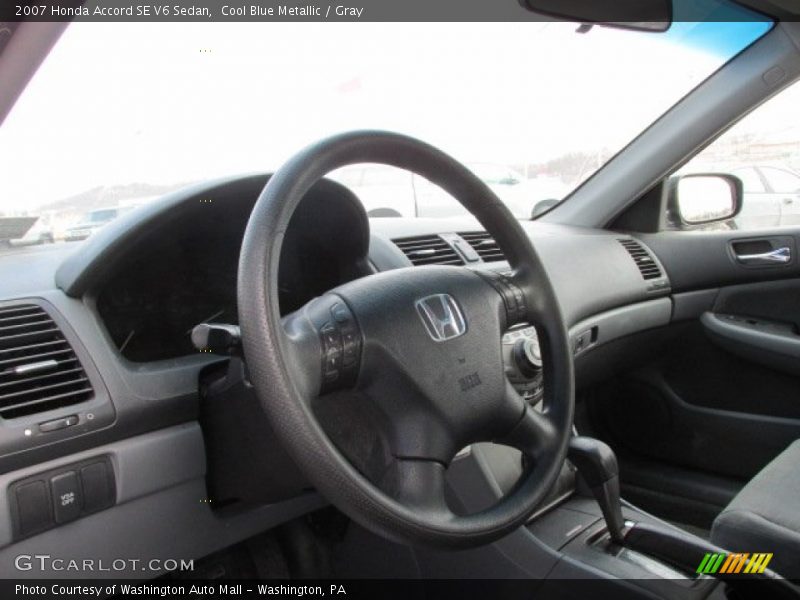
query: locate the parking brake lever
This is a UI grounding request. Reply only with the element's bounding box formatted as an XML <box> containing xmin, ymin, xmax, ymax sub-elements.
<box><xmin>567</xmin><ymin>436</ymin><xmax>625</xmax><ymax>544</ymax></box>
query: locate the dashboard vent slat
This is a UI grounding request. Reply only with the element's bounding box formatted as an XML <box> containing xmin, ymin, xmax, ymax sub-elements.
<box><xmin>393</xmin><ymin>235</ymin><xmax>465</xmax><ymax>266</ymax></box>
<box><xmin>619</xmin><ymin>239</ymin><xmax>662</xmax><ymax>280</ymax></box>
<box><xmin>0</xmin><ymin>342</ymin><xmax>72</xmax><ymax>367</ymax></box>
<box><xmin>0</xmin><ymin>312</ymin><xmax>53</xmax><ymax>326</ymax></box>
<box><xmin>0</xmin><ymin>305</ymin><xmax>43</xmax><ymax>318</ymax></box>
<box><xmin>0</xmin><ymin>365</ymin><xmax>82</xmax><ymax>389</ymax></box>
<box><xmin>458</xmin><ymin>231</ymin><xmax>508</xmax><ymax>263</ymax></box>
<box><xmin>0</xmin><ymin>304</ymin><xmax>94</xmax><ymax>419</ymax></box>
<box><xmin>0</xmin><ymin>319</ymin><xmax>55</xmax><ymax>335</ymax></box>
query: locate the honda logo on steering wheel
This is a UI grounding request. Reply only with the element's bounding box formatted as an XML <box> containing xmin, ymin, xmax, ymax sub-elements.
<box><xmin>415</xmin><ymin>294</ymin><xmax>467</xmax><ymax>342</ymax></box>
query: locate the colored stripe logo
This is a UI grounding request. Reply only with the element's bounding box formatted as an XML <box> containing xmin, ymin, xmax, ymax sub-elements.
<box><xmin>696</xmin><ymin>553</ymin><xmax>773</xmax><ymax>574</ymax></box>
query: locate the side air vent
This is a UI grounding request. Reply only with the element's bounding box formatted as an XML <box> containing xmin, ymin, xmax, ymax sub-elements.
<box><xmin>619</xmin><ymin>238</ymin><xmax>662</xmax><ymax>280</ymax></box>
<box><xmin>393</xmin><ymin>235</ymin><xmax>465</xmax><ymax>266</ymax></box>
<box><xmin>0</xmin><ymin>304</ymin><xmax>94</xmax><ymax>419</ymax></box>
<box><xmin>458</xmin><ymin>231</ymin><xmax>507</xmax><ymax>263</ymax></box>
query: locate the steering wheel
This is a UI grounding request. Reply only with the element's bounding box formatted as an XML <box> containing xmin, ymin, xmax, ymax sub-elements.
<box><xmin>238</xmin><ymin>131</ymin><xmax>574</xmax><ymax>548</ymax></box>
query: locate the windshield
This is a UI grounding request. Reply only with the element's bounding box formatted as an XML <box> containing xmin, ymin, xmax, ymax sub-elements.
<box><xmin>0</xmin><ymin>15</ymin><xmax>771</xmax><ymax>244</ymax></box>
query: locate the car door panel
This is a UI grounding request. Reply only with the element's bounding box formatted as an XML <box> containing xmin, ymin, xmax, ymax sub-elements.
<box><xmin>639</xmin><ymin>230</ymin><xmax>800</xmax><ymax>291</ymax></box>
<box><xmin>592</xmin><ymin>80</ymin><xmax>800</xmax><ymax>527</ymax></box>
<box><xmin>589</xmin><ymin>232</ymin><xmax>800</xmax><ymax>493</ymax></box>
<box><xmin>701</xmin><ymin>312</ymin><xmax>800</xmax><ymax>376</ymax></box>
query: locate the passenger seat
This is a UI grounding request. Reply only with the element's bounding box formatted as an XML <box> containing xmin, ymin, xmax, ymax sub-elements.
<box><xmin>710</xmin><ymin>439</ymin><xmax>800</xmax><ymax>579</ymax></box>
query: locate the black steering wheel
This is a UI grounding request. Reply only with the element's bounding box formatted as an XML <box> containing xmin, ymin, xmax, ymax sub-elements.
<box><xmin>238</xmin><ymin>131</ymin><xmax>574</xmax><ymax>548</ymax></box>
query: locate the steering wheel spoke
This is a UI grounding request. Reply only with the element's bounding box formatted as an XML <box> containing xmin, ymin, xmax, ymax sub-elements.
<box><xmin>497</xmin><ymin>386</ymin><xmax>559</xmax><ymax>462</ymax></box>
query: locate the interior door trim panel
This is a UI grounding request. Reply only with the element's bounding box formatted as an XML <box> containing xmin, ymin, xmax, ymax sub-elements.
<box><xmin>701</xmin><ymin>312</ymin><xmax>800</xmax><ymax>376</ymax></box>
<box><xmin>618</xmin><ymin>369</ymin><xmax>800</xmax><ymax>478</ymax></box>
<box><xmin>639</xmin><ymin>230</ymin><xmax>800</xmax><ymax>292</ymax></box>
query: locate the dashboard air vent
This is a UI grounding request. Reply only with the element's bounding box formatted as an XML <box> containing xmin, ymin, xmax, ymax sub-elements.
<box><xmin>619</xmin><ymin>238</ymin><xmax>662</xmax><ymax>280</ymax></box>
<box><xmin>393</xmin><ymin>235</ymin><xmax>464</xmax><ymax>266</ymax></box>
<box><xmin>458</xmin><ymin>231</ymin><xmax>507</xmax><ymax>263</ymax></box>
<box><xmin>0</xmin><ymin>304</ymin><xmax>93</xmax><ymax>419</ymax></box>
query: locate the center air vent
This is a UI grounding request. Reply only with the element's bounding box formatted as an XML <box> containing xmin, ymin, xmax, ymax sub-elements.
<box><xmin>458</xmin><ymin>231</ymin><xmax>507</xmax><ymax>263</ymax></box>
<box><xmin>619</xmin><ymin>238</ymin><xmax>662</xmax><ymax>280</ymax></box>
<box><xmin>0</xmin><ymin>304</ymin><xmax>94</xmax><ymax>419</ymax></box>
<box><xmin>393</xmin><ymin>235</ymin><xmax>464</xmax><ymax>266</ymax></box>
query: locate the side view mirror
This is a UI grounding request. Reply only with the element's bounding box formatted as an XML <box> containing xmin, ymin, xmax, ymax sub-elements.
<box><xmin>531</xmin><ymin>198</ymin><xmax>560</xmax><ymax>219</ymax></box>
<box><xmin>669</xmin><ymin>173</ymin><xmax>742</xmax><ymax>226</ymax></box>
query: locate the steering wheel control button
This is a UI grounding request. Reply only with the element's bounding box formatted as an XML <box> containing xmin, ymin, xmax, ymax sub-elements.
<box><xmin>14</xmin><ymin>480</ymin><xmax>53</xmax><ymax>536</ymax></box>
<box><xmin>317</xmin><ymin>299</ymin><xmax>362</xmax><ymax>393</ymax></box>
<box><xmin>38</xmin><ymin>414</ymin><xmax>79</xmax><ymax>433</ymax></box>
<box><xmin>321</xmin><ymin>323</ymin><xmax>342</xmax><ymax>348</ymax></box>
<box><xmin>331</xmin><ymin>303</ymin><xmax>350</xmax><ymax>323</ymax></box>
<box><xmin>478</xmin><ymin>271</ymin><xmax>527</xmax><ymax>325</ymax></box>
<box><xmin>325</xmin><ymin>352</ymin><xmax>341</xmax><ymax>372</ymax></box>
<box><xmin>50</xmin><ymin>471</ymin><xmax>83</xmax><ymax>523</ymax></box>
<box><xmin>321</xmin><ymin>324</ymin><xmax>343</xmax><ymax>374</ymax></box>
<box><xmin>342</xmin><ymin>338</ymin><xmax>358</xmax><ymax>367</ymax></box>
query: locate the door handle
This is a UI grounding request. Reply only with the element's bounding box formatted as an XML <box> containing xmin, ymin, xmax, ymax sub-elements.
<box><xmin>736</xmin><ymin>246</ymin><xmax>792</xmax><ymax>265</ymax></box>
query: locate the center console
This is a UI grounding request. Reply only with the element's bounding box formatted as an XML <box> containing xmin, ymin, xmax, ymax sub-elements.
<box><xmin>436</xmin><ymin>437</ymin><xmax>795</xmax><ymax>600</ymax></box>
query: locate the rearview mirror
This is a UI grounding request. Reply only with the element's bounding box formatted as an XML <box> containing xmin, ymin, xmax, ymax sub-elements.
<box><xmin>669</xmin><ymin>173</ymin><xmax>742</xmax><ymax>226</ymax></box>
<box><xmin>519</xmin><ymin>0</ymin><xmax>672</xmax><ymax>32</ymax></box>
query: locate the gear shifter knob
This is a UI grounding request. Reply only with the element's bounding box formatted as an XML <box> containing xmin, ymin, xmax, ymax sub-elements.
<box><xmin>568</xmin><ymin>436</ymin><xmax>626</xmax><ymax>544</ymax></box>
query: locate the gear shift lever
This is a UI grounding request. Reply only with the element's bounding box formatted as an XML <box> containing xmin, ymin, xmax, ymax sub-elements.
<box><xmin>568</xmin><ymin>436</ymin><xmax>626</xmax><ymax>544</ymax></box>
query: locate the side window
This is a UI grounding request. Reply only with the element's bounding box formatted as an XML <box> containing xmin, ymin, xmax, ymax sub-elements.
<box><xmin>761</xmin><ymin>167</ymin><xmax>800</xmax><ymax>194</ymax></box>
<box><xmin>731</xmin><ymin>167</ymin><xmax>766</xmax><ymax>194</ymax></box>
<box><xmin>677</xmin><ymin>79</ymin><xmax>800</xmax><ymax>231</ymax></box>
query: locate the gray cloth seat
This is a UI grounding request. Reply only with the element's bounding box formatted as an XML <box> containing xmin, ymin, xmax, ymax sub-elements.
<box><xmin>710</xmin><ymin>439</ymin><xmax>800</xmax><ymax>579</ymax></box>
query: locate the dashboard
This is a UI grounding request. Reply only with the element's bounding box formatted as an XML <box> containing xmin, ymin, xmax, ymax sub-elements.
<box><xmin>0</xmin><ymin>172</ymin><xmax>674</xmax><ymax>577</ymax></box>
